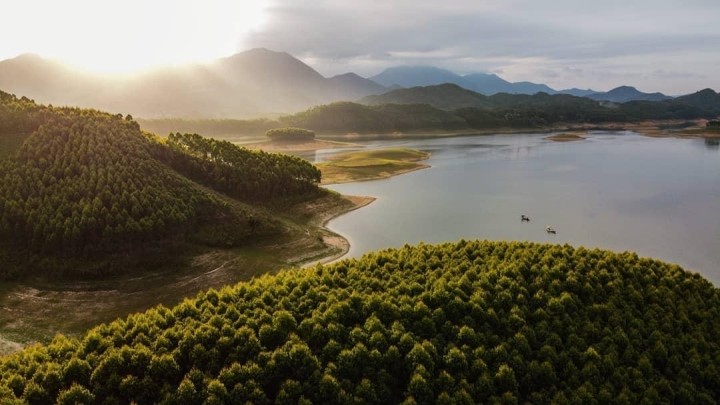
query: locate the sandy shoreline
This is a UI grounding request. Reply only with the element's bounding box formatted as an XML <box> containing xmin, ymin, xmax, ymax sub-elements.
<box><xmin>303</xmin><ymin>194</ymin><xmax>376</xmax><ymax>267</ymax></box>
<box><xmin>321</xmin><ymin>163</ymin><xmax>431</xmax><ymax>185</ymax></box>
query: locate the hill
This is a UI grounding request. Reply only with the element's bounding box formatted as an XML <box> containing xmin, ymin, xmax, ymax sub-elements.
<box><xmin>370</xmin><ymin>67</ymin><xmax>559</xmax><ymax>96</ymax></box>
<box><xmin>674</xmin><ymin>88</ymin><xmax>720</xmax><ymax>115</ymax></box>
<box><xmin>1</xmin><ymin>240</ymin><xmax>718</xmax><ymax>403</ymax></box>
<box><xmin>587</xmin><ymin>86</ymin><xmax>672</xmax><ymax>103</ymax></box>
<box><xmin>0</xmin><ymin>90</ymin><xmax>322</xmax><ymax>278</ymax></box>
<box><xmin>279</xmin><ymin>101</ymin><xmax>469</xmax><ymax>134</ymax></box>
<box><xmin>0</xmin><ymin>49</ymin><xmax>387</xmax><ymax>118</ymax></box>
<box><xmin>360</xmin><ymin>84</ymin><xmax>608</xmax><ymax>112</ymax></box>
<box><xmin>142</xmin><ymin>87</ymin><xmax>720</xmax><ymax>138</ymax></box>
<box><xmin>361</xmin><ymin>84</ymin><xmax>493</xmax><ymax>110</ymax></box>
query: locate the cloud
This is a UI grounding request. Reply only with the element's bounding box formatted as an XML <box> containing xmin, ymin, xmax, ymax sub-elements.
<box><xmin>242</xmin><ymin>0</ymin><xmax>720</xmax><ymax>93</ymax></box>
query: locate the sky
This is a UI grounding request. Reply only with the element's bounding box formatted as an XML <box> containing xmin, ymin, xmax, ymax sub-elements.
<box><xmin>2</xmin><ymin>0</ymin><xmax>719</xmax><ymax>94</ymax></box>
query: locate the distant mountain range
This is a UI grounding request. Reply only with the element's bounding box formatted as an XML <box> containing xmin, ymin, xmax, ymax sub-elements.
<box><xmin>369</xmin><ymin>65</ymin><xmax>674</xmax><ymax>102</ymax></box>
<box><xmin>360</xmin><ymin>83</ymin><xmax>720</xmax><ymax>115</ymax></box>
<box><xmin>0</xmin><ymin>49</ymin><xmax>693</xmax><ymax>118</ymax></box>
<box><xmin>0</xmin><ymin>49</ymin><xmax>387</xmax><ymax>118</ymax></box>
<box><xmin>369</xmin><ymin>66</ymin><xmax>560</xmax><ymax>96</ymax></box>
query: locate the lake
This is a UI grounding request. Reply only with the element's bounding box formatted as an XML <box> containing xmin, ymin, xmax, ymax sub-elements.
<box><xmin>321</xmin><ymin>132</ymin><xmax>720</xmax><ymax>285</ymax></box>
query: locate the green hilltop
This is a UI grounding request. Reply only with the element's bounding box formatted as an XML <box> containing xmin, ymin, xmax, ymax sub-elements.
<box><xmin>0</xmin><ymin>91</ymin><xmax>321</xmax><ymax>278</ymax></box>
<box><xmin>0</xmin><ymin>241</ymin><xmax>718</xmax><ymax>403</ymax></box>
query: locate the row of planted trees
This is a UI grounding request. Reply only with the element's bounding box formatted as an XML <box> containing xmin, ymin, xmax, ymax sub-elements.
<box><xmin>1</xmin><ymin>241</ymin><xmax>718</xmax><ymax>403</ymax></box>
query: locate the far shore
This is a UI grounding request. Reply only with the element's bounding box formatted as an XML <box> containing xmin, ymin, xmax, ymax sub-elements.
<box><xmin>299</xmin><ymin>118</ymin><xmax>715</xmax><ymax>142</ymax></box>
<box><xmin>243</xmin><ymin>138</ymin><xmax>359</xmax><ymax>152</ymax></box>
<box><xmin>545</xmin><ymin>132</ymin><xmax>587</xmax><ymax>142</ymax></box>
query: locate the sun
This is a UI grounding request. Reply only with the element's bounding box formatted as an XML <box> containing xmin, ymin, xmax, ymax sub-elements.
<box><xmin>1</xmin><ymin>0</ymin><xmax>270</xmax><ymax>73</ymax></box>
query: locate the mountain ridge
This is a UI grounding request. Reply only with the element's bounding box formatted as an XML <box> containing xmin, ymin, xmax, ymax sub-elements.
<box><xmin>0</xmin><ymin>51</ymin><xmax>693</xmax><ymax>119</ymax></box>
<box><xmin>0</xmin><ymin>49</ymin><xmax>388</xmax><ymax>118</ymax></box>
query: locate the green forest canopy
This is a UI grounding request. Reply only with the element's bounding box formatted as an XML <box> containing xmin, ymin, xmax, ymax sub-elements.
<box><xmin>0</xmin><ymin>90</ymin><xmax>321</xmax><ymax>278</ymax></box>
<box><xmin>1</xmin><ymin>241</ymin><xmax>717</xmax><ymax>404</ymax></box>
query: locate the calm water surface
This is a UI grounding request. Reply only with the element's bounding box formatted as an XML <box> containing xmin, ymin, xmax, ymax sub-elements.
<box><xmin>320</xmin><ymin>132</ymin><xmax>720</xmax><ymax>285</ymax></box>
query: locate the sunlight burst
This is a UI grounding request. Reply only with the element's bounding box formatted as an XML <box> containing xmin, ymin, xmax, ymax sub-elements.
<box><xmin>1</xmin><ymin>0</ymin><xmax>269</xmax><ymax>73</ymax></box>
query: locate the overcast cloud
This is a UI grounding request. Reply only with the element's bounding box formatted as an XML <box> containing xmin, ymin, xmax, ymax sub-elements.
<box><xmin>241</xmin><ymin>0</ymin><xmax>720</xmax><ymax>94</ymax></box>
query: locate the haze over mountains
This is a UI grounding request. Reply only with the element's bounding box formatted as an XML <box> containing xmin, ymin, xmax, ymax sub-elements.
<box><xmin>0</xmin><ymin>48</ymin><xmax>687</xmax><ymax>118</ymax></box>
<box><xmin>359</xmin><ymin>83</ymin><xmax>720</xmax><ymax>116</ymax></box>
<box><xmin>0</xmin><ymin>49</ymin><xmax>386</xmax><ymax>118</ymax></box>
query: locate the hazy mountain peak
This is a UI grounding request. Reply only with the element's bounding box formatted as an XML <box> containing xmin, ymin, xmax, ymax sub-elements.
<box><xmin>370</xmin><ymin>65</ymin><xmax>468</xmax><ymax>88</ymax></box>
<box><xmin>611</xmin><ymin>85</ymin><xmax>638</xmax><ymax>92</ymax></box>
<box><xmin>330</xmin><ymin>72</ymin><xmax>366</xmax><ymax>80</ymax></box>
<box><xmin>8</xmin><ymin>53</ymin><xmax>45</xmax><ymax>62</ymax></box>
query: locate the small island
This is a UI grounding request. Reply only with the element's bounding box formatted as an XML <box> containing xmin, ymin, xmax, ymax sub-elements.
<box><xmin>545</xmin><ymin>132</ymin><xmax>587</xmax><ymax>142</ymax></box>
<box><xmin>317</xmin><ymin>147</ymin><xmax>431</xmax><ymax>184</ymax></box>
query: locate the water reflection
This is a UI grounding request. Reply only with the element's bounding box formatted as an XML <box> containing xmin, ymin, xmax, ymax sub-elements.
<box><xmin>704</xmin><ymin>138</ymin><xmax>719</xmax><ymax>150</ymax></box>
<box><xmin>325</xmin><ymin>132</ymin><xmax>720</xmax><ymax>285</ymax></box>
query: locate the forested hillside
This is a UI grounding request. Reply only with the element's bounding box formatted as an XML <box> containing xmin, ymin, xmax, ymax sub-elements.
<box><xmin>139</xmin><ymin>88</ymin><xmax>720</xmax><ymax>137</ymax></box>
<box><xmin>0</xmin><ymin>91</ymin><xmax>322</xmax><ymax>278</ymax></box>
<box><xmin>0</xmin><ymin>241</ymin><xmax>717</xmax><ymax>403</ymax></box>
<box><xmin>279</xmin><ymin>102</ymin><xmax>469</xmax><ymax>134</ymax></box>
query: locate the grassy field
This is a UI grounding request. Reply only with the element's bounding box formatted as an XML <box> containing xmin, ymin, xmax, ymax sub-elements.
<box><xmin>0</xmin><ymin>190</ymin><xmax>370</xmax><ymax>355</ymax></box>
<box><xmin>317</xmin><ymin>147</ymin><xmax>431</xmax><ymax>184</ymax></box>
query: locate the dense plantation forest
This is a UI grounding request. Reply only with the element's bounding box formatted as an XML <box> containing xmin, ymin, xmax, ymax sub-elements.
<box><xmin>137</xmin><ymin>88</ymin><xmax>720</xmax><ymax>136</ymax></box>
<box><xmin>156</xmin><ymin>133</ymin><xmax>320</xmax><ymax>203</ymax></box>
<box><xmin>0</xmin><ymin>90</ymin><xmax>322</xmax><ymax>278</ymax></box>
<box><xmin>0</xmin><ymin>241</ymin><xmax>717</xmax><ymax>404</ymax></box>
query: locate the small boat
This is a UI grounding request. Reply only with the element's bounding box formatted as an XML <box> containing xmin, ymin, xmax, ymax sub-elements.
<box><xmin>546</xmin><ymin>226</ymin><xmax>556</xmax><ymax>234</ymax></box>
<box><xmin>521</xmin><ymin>215</ymin><xmax>530</xmax><ymax>222</ymax></box>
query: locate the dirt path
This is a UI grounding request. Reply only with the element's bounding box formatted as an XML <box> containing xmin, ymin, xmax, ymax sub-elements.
<box><xmin>0</xmin><ymin>193</ymin><xmax>371</xmax><ymax>356</ymax></box>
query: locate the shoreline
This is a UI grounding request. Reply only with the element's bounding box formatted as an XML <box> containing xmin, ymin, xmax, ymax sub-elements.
<box><xmin>321</xmin><ymin>163</ymin><xmax>431</xmax><ymax>185</ymax></box>
<box><xmin>302</xmin><ymin>194</ymin><xmax>376</xmax><ymax>267</ymax></box>
<box><xmin>311</xmin><ymin>118</ymin><xmax>711</xmax><ymax>141</ymax></box>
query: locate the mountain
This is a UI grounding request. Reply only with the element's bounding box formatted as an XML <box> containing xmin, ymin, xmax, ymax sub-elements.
<box><xmin>361</xmin><ymin>83</ymin><xmax>493</xmax><ymax>110</ymax></box>
<box><xmin>327</xmin><ymin>72</ymin><xmax>388</xmax><ymax>100</ymax></box>
<box><xmin>558</xmin><ymin>88</ymin><xmax>598</xmax><ymax>97</ymax></box>
<box><xmin>509</xmin><ymin>81</ymin><xmax>558</xmax><ymax>95</ymax></box>
<box><xmin>587</xmin><ymin>85</ymin><xmax>673</xmax><ymax>103</ymax></box>
<box><xmin>0</xmin><ymin>49</ymin><xmax>387</xmax><ymax>118</ymax></box>
<box><xmin>463</xmin><ymin>73</ymin><xmax>559</xmax><ymax>95</ymax></box>
<box><xmin>673</xmin><ymin>88</ymin><xmax>720</xmax><ymax>114</ymax></box>
<box><xmin>371</xmin><ymin>67</ymin><xmax>562</xmax><ymax>96</ymax></box>
<box><xmin>359</xmin><ymin>83</ymin><xmax>602</xmax><ymax>111</ymax></box>
<box><xmin>462</xmin><ymin>73</ymin><xmax>516</xmax><ymax>95</ymax></box>
<box><xmin>370</xmin><ymin>65</ymin><xmax>474</xmax><ymax>89</ymax></box>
